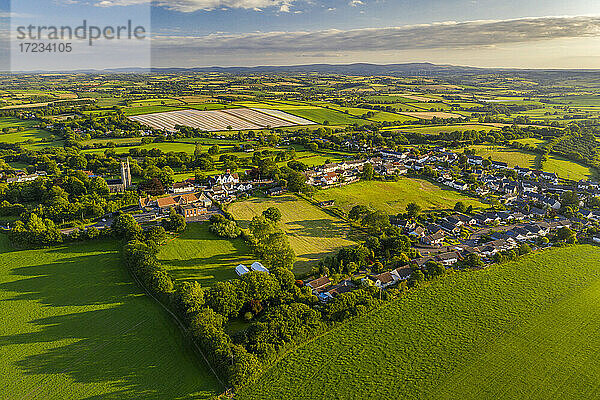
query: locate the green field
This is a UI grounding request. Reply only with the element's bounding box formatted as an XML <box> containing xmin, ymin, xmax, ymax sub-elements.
<box><xmin>0</xmin><ymin>117</ymin><xmax>38</xmax><ymax>129</ymax></box>
<box><xmin>228</xmin><ymin>195</ymin><xmax>359</xmax><ymax>273</ymax></box>
<box><xmin>82</xmin><ymin>142</ymin><xmax>199</xmax><ymax>155</ymax></box>
<box><xmin>312</xmin><ymin>178</ymin><xmax>485</xmax><ymax>215</ymax></box>
<box><xmin>286</xmin><ymin>108</ymin><xmax>367</xmax><ymax>125</ymax></box>
<box><xmin>543</xmin><ymin>155</ymin><xmax>597</xmax><ymax>181</ymax></box>
<box><xmin>513</xmin><ymin>137</ymin><xmax>548</xmax><ymax>149</ymax></box>
<box><xmin>470</xmin><ymin>144</ymin><xmax>538</xmax><ymax>168</ymax></box>
<box><xmin>0</xmin><ymin>237</ymin><xmax>221</xmax><ymax>399</ymax></box>
<box><xmin>386</xmin><ymin>124</ymin><xmax>499</xmax><ymax>134</ymax></box>
<box><xmin>238</xmin><ymin>245</ymin><xmax>600</xmax><ymax>400</ymax></box>
<box><xmin>158</xmin><ymin>222</ymin><xmax>253</xmax><ymax>286</ymax></box>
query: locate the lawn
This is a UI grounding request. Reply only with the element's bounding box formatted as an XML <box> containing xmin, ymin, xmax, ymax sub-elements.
<box><xmin>542</xmin><ymin>155</ymin><xmax>597</xmax><ymax>181</ymax></box>
<box><xmin>0</xmin><ymin>236</ymin><xmax>222</xmax><ymax>399</ymax></box>
<box><xmin>238</xmin><ymin>245</ymin><xmax>600</xmax><ymax>400</ymax></box>
<box><xmin>228</xmin><ymin>195</ymin><xmax>359</xmax><ymax>274</ymax></box>
<box><xmin>469</xmin><ymin>144</ymin><xmax>538</xmax><ymax>168</ymax></box>
<box><xmin>312</xmin><ymin>178</ymin><xmax>485</xmax><ymax>215</ymax></box>
<box><xmin>158</xmin><ymin>222</ymin><xmax>253</xmax><ymax>286</ymax></box>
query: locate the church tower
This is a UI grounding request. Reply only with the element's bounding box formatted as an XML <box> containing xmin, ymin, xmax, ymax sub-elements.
<box><xmin>120</xmin><ymin>159</ymin><xmax>132</xmax><ymax>188</ymax></box>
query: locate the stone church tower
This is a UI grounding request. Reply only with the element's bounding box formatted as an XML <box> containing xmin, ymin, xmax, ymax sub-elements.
<box><xmin>120</xmin><ymin>159</ymin><xmax>132</xmax><ymax>188</ymax></box>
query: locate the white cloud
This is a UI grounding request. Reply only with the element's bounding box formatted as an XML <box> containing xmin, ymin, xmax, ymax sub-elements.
<box><xmin>349</xmin><ymin>0</ymin><xmax>363</xmax><ymax>6</ymax></box>
<box><xmin>92</xmin><ymin>0</ymin><xmax>296</xmax><ymax>12</ymax></box>
<box><xmin>152</xmin><ymin>15</ymin><xmax>600</xmax><ymax>52</ymax></box>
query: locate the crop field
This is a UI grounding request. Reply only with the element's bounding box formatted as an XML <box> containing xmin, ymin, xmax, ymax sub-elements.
<box><xmin>312</xmin><ymin>178</ymin><xmax>485</xmax><ymax>215</ymax></box>
<box><xmin>158</xmin><ymin>222</ymin><xmax>253</xmax><ymax>286</ymax></box>
<box><xmin>469</xmin><ymin>145</ymin><xmax>538</xmax><ymax>168</ymax></box>
<box><xmin>129</xmin><ymin>108</ymin><xmax>315</xmax><ymax>132</ymax></box>
<box><xmin>228</xmin><ymin>195</ymin><xmax>359</xmax><ymax>273</ymax></box>
<box><xmin>123</xmin><ymin>105</ymin><xmax>187</xmax><ymax>116</ymax></box>
<box><xmin>542</xmin><ymin>155</ymin><xmax>597</xmax><ymax>181</ymax></box>
<box><xmin>0</xmin><ymin>237</ymin><xmax>221</xmax><ymax>399</ymax></box>
<box><xmin>238</xmin><ymin>245</ymin><xmax>600</xmax><ymax>400</ymax></box>
<box><xmin>399</xmin><ymin>111</ymin><xmax>463</xmax><ymax>119</ymax></box>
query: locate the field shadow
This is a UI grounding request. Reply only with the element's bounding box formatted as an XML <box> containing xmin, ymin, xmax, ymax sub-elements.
<box><xmin>287</xmin><ymin>218</ymin><xmax>352</xmax><ymax>239</ymax></box>
<box><xmin>162</xmin><ymin>252</ymin><xmax>247</xmax><ymax>285</ymax></box>
<box><xmin>0</xmin><ymin>247</ymin><xmax>221</xmax><ymax>399</ymax></box>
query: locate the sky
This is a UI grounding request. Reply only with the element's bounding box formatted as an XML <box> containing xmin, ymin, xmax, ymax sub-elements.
<box><xmin>4</xmin><ymin>0</ymin><xmax>600</xmax><ymax>70</ymax></box>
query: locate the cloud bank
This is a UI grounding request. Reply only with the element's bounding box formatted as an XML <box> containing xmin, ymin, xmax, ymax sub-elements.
<box><xmin>152</xmin><ymin>15</ymin><xmax>600</xmax><ymax>52</ymax></box>
<box><xmin>94</xmin><ymin>0</ymin><xmax>296</xmax><ymax>11</ymax></box>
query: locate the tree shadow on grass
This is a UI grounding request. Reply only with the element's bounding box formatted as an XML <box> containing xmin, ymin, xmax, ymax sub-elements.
<box><xmin>286</xmin><ymin>218</ymin><xmax>353</xmax><ymax>240</ymax></box>
<box><xmin>161</xmin><ymin>252</ymin><xmax>251</xmax><ymax>285</ymax></box>
<box><xmin>0</xmin><ymin>247</ymin><xmax>221</xmax><ymax>399</ymax></box>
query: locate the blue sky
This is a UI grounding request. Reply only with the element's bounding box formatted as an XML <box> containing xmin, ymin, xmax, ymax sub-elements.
<box><xmin>5</xmin><ymin>0</ymin><xmax>600</xmax><ymax>70</ymax></box>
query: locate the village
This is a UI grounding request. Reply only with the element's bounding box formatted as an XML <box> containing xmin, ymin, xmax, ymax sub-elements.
<box><xmin>74</xmin><ymin>144</ymin><xmax>598</xmax><ymax>303</ymax></box>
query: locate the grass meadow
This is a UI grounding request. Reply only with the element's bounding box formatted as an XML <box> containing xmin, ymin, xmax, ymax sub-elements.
<box><xmin>387</xmin><ymin>124</ymin><xmax>499</xmax><ymax>134</ymax></box>
<box><xmin>312</xmin><ymin>178</ymin><xmax>485</xmax><ymax>215</ymax></box>
<box><xmin>0</xmin><ymin>236</ymin><xmax>222</xmax><ymax>399</ymax></box>
<box><xmin>228</xmin><ymin>195</ymin><xmax>359</xmax><ymax>274</ymax></box>
<box><xmin>285</xmin><ymin>108</ymin><xmax>367</xmax><ymax>125</ymax></box>
<box><xmin>469</xmin><ymin>144</ymin><xmax>538</xmax><ymax>168</ymax></box>
<box><xmin>542</xmin><ymin>155</ymin><xmax>597</xmax><ymax>181</ymax></box>
<box><xmin>238</xmin><ymin>245</ymin><xmax>600</xmax><ymax>400</ymax></box>
<box><xmin>158</xmin><ymin>222</ymin><xmax>253</xmax><ymax>286</ymax></box>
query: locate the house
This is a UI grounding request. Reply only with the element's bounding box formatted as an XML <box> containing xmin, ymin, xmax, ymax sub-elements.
<box><xmin>320</xmin><ymin>280</ymin><xmax>356</xmax><ymax>301</ymax></box>
<box><xmin>306</xmin><ymin>276</ymin><xmax>331</xmax><ymax>294</ymax></box>
<box><xmin>394</xmin><ymin>267</ymin><xmax>412</xmax><ymax>280</ymax></box>
<box><xmin>364</xmin><ymin>271</ymin><xmax>399</xmax><ymax>289</ymax></box>
<box><xmin>454</xmin><ymin>213</ymin><xmax>477</xmax><ymax>226</ymax></box>
<box><xmin>267</xmin><ymin>187</ymin><xmax>285</xmax><ymax>196</ymax></box>
<box><xmin>409</xmin><ymin>226</ymin><xmax>426</xmax><ymax>238</ymax></box>
<box><xmin>491</xmin><ymin>160</ymin><xmax>509</xmax><ymax>169</ymax></box>
<box><xmin>320</xmin><ymin>171</ymin><xmax>339</xmax><ymax>186</ymax></box>
<box><xmin>467</xmin><ymin>156</ymin><xmax>484</xmax><ymax>165</ymax></box>
<box><xmin>6</xmin><ymin>170</ymin><xmax>48</xmax><ymax>183</ymax></box>
<box><xmin>421</xmin><ymin>231</ymin><xmax>445</xmax><ymax>246</ymax></box>
<box><xmin>209</xmin><ymin>171</ymin><xmax>239</xmax><ymax>186</ymax></box>
<box><xmin>139</xmin><ymin>191</ymin><xmax>213</xmax><ymax>220</ymax></box>
<box><xmin>171</xmin><ymin>181</ymin><xmax>195</xmax><ymax>193</ymax></box>
<box><xmin>440</xmin><ymin>220</ymin><xmax>461</xmax><ymax>234</ymax></box>
<box><xmin>435</xmin><ymin>252</ymin><xmax>460</xmax><ymax>266</ymax></box>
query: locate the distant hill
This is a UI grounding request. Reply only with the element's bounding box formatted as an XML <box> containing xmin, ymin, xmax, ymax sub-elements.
<box><xmin>143</xmin><ymin>63</ymin><xmax>487</xmax><ymax>76</ymax></box>
<box><xmin>11</xmin><ymin>62</ymin><xmax>600</xmax><ymax>77</ymax></box>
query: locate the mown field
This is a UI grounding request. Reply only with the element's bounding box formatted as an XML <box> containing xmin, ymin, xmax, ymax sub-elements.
<box><xmin>312</xmin><ymin>178</ymin><xmax>485</xmax><ymax>215</ymax></box>
<box><xmin>0</xmin><ymin>236</ymin><xmax>222</xmax><ymax>399</ymax></box>
<box><xmin>542</xmin><ymin>155</ymin><xmax>597</xmax><ymax>181</ymax></box>
<box><xmin>228</xmin><ymin>195</ymin><xmax>359</xmax><ymax>273</ymax></box>
<box><xmin>469</xmin><ymin>144</ymin><xmax>538</xmax><ymax>168</ymax></box>
<box><xmin>158</xmin><ymin>222</ymin><xmax>253</xmax><ymax>286</ymax></box>
<box><xmin>238</xmin><ymin>245</ymin><xmax>600</xmax><ymax>400</ymax></box>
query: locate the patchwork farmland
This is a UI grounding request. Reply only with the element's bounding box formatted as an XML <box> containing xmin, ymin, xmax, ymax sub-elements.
<box><xmin>128</xmin><ymin>108</ymin><xmax>315</xmax><ymax>132</ymax></box>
